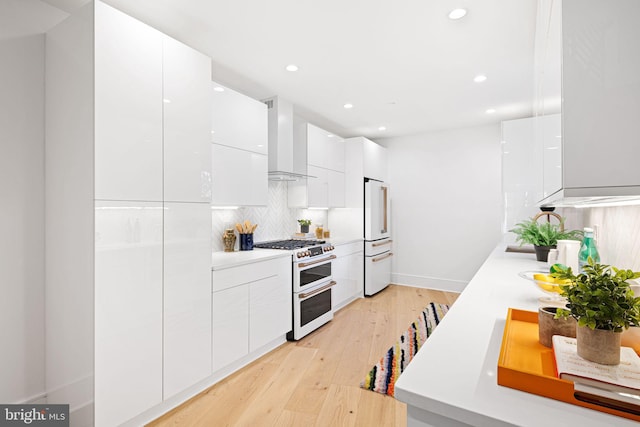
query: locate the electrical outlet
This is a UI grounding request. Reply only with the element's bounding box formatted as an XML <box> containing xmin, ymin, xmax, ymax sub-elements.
<box><xmin>593</xmin><ymin>224</ymin><xmax>600</xmax><ymax>242</ymax></box>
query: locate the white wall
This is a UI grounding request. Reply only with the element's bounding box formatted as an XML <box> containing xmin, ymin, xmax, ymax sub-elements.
<box><xmin>377</xmin><ymin>124</ymin><xmax>503</xmax><ymax>292</ymax></box>
<box><xmin>0</xmin><ymin>35</ymin><xmax>46</xmax><ymax>403</ymax></box>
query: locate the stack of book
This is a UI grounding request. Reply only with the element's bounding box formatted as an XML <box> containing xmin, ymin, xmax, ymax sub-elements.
<box><xmin>553</xmin><ymin>335</ymin><xmax>640</xmax><ymax>415</ymax></box>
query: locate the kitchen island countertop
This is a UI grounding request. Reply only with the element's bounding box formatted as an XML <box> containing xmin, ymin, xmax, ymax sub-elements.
<box><xmin>394</xmin><ymin>244</ymin><xmax>638</xmax><ymax>427</ymax></box>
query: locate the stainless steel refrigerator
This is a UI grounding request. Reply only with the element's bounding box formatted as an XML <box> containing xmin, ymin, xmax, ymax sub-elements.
<box><xmin>364</xmin><ymin>178</ymin><xmax>393</xmax><ymax>295</ymax></box>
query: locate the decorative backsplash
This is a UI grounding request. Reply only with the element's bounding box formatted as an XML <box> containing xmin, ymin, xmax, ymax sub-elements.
<box><xmin>581</xmin><ymin>205</ymin><xmax>640</xmax><ymax>271</ymax></box>
<box><xmin>211</xmin><ymin>181</ymin><xmax>328</xmax><ymax>251</ymax></box>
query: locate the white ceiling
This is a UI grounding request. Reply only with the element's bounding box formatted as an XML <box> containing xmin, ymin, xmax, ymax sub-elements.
<box><xmin>27</xmin><ymin>0</ymin><xmax>538</xmax><ymax>139</ymax></box>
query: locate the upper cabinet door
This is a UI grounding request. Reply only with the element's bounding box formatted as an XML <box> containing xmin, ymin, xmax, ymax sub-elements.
<box><xmin>306</xmin><ymin>123</ymin><xmax>328</xmax><ymax>168</ymax></box>
<box><xmin>94</xmin><ymin>2</ymin><xmax>163</xmax><ymax>202</ymax></box>
<box><xmin>211</xmin><ymin>82</ymin><xmax>268</xmax><ymax>155</ymax></box>
<box><xmin>211</xmin><ymin>144</ymin><xmax>268</xmax><ymax>207</ymax></box>
<box><xmin>327</xmin><ymin>136</ymin><xmax>345</xmax><ymax>172</ymax></box>
<box><xmin>163</xmin><ymin>36</ymin><xmax>212</xmax><ymax>203</ymax></box>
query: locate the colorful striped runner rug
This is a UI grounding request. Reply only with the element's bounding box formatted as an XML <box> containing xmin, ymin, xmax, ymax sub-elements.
<box><xmin>360</xmin><ymin>302</ymin><xmax>449</xmax><ymax>396</ymax></box>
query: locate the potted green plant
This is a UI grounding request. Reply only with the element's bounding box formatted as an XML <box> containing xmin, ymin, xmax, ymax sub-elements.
<box><xmin>510</xmin><ymin>217</ymin><xmax>583</xmax><ymax>261</ymax></box>
<box><xmin>553</xmin><ymin>259</ymin><xmax>640</xmax><ymax>365</ymax></box>
<box><xmin>297</xmin><ymin>219</ymin><xmax>311</xmax><ymax>233</ymax></box>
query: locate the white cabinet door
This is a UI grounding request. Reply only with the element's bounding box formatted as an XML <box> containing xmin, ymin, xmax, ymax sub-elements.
<box><xmin>328</xmin><ymin>170</ymin><xmax>345</xmax><ymax>208</ymax></box>
<box><xmin>249</xmin><ymin>259</ymin><xmax>291</xmax><ymax>351</ymax></box>
<box><xmin>211</xmin><ymin>82</ymin><xmax>268</xmax><ymax>155</ymax></box>
<box><xmin>327</xmin><ymin>136</ymin><xmax>345</xmax><ymax>172</ymax></box>
<box><xmin>363</xmin><ymin>138</ymin><xmax>388</xmax><ymax>182</ymax></box>
<box><xmin>211</xmin><ymin>144</ymin><xmax>268</xmax><ymax>206</ymax></box>
<box><xmin>307</xmin><ymin>123</ymin><xmax>328</xmax><ymax>168</ymax></box>
<box><xmin>212</xmin><ymin>285</ymin><xmax>249</xmax><ymax>371</ymax></box>
<box><xmin>95</xmin><ymin>200</ymin><xmax>163</xmax><ymax>427</ymax></box>
<box><xmin>307</xmin><ymin>165</ymin><xmax>328</xmax><ymax>208</ymax></box>
<box><xmin>163</xmin><ymin>202</ymin><xmax>212</xmax><ymax>399</ymax></box>
<box><xmin>94</xmin><ymin>2</ymin><xmax>163</xmax><ymax>202</ymax></box>
<box><xmin>163</xmin><ymin>36</ymin><xmax>212</xmax><ymax>203</ymax></box>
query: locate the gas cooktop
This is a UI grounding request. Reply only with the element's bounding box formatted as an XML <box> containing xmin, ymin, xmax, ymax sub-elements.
<box><xmin>253</xmin><ymin>239</ymin><xmax>326</xmax><ymax>250</ymax></box>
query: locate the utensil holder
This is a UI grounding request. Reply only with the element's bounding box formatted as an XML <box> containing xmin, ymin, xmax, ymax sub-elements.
<box><xmin>240</xmin><ymin>233</ymin><xmax>253</xmax><ymax>251</ymax></box>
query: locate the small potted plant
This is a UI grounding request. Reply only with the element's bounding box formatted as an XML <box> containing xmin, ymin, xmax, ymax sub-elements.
<box><xmin>510</xmin><ymin>216</ymin><xmax>583</xmax><ymax>261</ymax></box>
<box><xmin>553</xmin><ymin>259</ymin><xmax>640</xmax><ymax>365</ymax></box>
<box><xmin>297</xmin><ymin>219</ymin><xmax>311</xmax><ymax>234</ymax></box>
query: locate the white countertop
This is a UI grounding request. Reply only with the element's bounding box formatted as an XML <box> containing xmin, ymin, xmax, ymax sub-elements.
<box><xmin>394</xmin><ymin>244</ymin><xmax>638</xmax><ymax>427</ymax></box>
<box><xmin>211</xmin><ymin>249</ymin><xmax>291</xmax><ymax>271</ymax></box>
<box><xmin>327</xmin><ymin>237</ymin><xmax>362</xmax><ymax>246</ymax></box>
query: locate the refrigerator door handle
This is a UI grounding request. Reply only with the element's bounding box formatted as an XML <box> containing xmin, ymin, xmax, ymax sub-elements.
<box><xmin>381</xmin><ymin>185</ymin><xmax>388</xmax><ymax>234</ymax></box>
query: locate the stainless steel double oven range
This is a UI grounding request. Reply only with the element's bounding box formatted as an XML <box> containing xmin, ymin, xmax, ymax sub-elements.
<box><xmin>253</xmin><ymin>239</ymin><xmax>335</xmax><ymax>340</ymax></box>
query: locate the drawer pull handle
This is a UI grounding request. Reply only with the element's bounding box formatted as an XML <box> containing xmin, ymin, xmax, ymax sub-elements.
<box><xmin>372</xmin><ymin>253</ymin><xmax>393</xmax><ymax>263</ymax></box>
<box><xmin>372</xmin><ymin>240</ymin><xmax>393</xmax><ymax>248</ymax></box>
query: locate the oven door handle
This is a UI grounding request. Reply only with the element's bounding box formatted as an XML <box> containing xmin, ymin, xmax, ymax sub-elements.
<box><xmin>299</xmin><ymin>281</ymin><xmax>336</xmax><ymax>299</ymax></box>
<box><xmin>297</xmin><ymin>254</ymin><xmax>336</xmax><ymax>268</ymax></box>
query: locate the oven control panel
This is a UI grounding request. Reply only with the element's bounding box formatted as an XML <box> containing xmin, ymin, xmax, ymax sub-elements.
<box><xmin>296</xmin><ymin>244</ymin><xmax>335</xmax><ymax>259</ymax></box>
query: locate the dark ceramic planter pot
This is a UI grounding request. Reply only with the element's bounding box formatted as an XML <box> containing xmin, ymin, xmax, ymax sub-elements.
<box><xmin>300</xmin><ymin>225</ymin><xmax>309</xmax><ymax>233</ymax></box>
<box><xmin>534</xmin><ymin>245</ymin><xmax>556</xmax><ymax>262</ymax></box>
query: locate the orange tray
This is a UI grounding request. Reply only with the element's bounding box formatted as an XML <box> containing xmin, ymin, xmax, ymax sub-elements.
<box><xmin>497</xmin><ymin>308</ymin><xmax>640</xmax><ymax>422</ymax></box>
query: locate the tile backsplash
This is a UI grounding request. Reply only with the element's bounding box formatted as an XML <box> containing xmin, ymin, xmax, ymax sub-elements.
<box><xmin>580</xmin><ymin>205</ymin><xmax>640</xmax><ymax>271</ymax></box>
<box><xmin>211</xmin><ymin>181</ymin><xmax>328</xmax><ymax>251</ymax></box>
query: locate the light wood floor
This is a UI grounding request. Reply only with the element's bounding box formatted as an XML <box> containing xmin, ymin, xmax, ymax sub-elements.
<box><xmin>148</xmin><ymin>285</ymin><xmax>459</xmax><ymax>427</ymax></box>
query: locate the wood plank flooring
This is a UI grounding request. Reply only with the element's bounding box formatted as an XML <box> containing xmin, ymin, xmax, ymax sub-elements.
<box><xmin>148</xmin><ymin>285</ymin><xmax>459</xmax><ymax>427</ymax></box>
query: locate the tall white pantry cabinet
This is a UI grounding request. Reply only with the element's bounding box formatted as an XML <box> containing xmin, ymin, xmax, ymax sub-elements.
<box><xmin>46</xmin><ymin>2</ymin><xmax>212</xmax><ymax>426</ymax></box>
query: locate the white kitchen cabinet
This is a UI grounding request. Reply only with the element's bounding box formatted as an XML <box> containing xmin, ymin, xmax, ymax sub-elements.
<box><xmin>249</xmin><ymin>258</ymin><xmax>291</xmax><ymax>351</ymax></box>
<box><xmin>327</xmin><ymin>136</ymin><xmax>345</xmax><ymax>172</ymax></box>
<box><xmin>211</xmin><ymin>144</ymin><xmax>268</xmax><ymax>206</ymax></box>
<box><xmin>307</xmin><ymin>165</ymin><xmax>328</xmax><ymax>208</ymax></box>
<box><xmin>163</xmin><ymin>203</ymin><xmax>212</xmax><ymax>399</ymax></box>
<box><xmin>94</xmin><ymin>3</ymin><xmax>163</xmax><ymax>202</ymax></box>
<box><xmin>212</xmin><ymin>285</ymin><xmax>249</xmax><ymax>371</ymax></box>
<box><xmin>332</xmin><ymin>242</ymin><xmax>364</xmax><ymax>310</ymax></box>
<box><xmin>306</xmin><ymin>123</ymin><xmax>328</xmax><ymax>168</ymax></box>
<box><xmin>95</xmin><ymin>200</ymin><xmax>163</xmax><ymax>427</ymax></box>
<box><xmin>47</xmin><ymin>2</ymin><xmax>214</xmax><ymax>424</ymax></box>
<box><xmin>163</xmin><ymin>36</ymin><xmax>212</xmax><ymax>203</ymax></box>
<box><xmin>327</xmin><ymin>170</ymin><xmax>345</xmax><ymax>208</ymax></box>
<box><xmin>535</xmin><ymin>0</ymin><xmax>640</xmax><ymax>205</ymax></box>
<box><xmin>362</xmin><ymin>137</ymin><xmax>388</xmax><ymax>182</ymax></box>
<box><xmin>211</xmin><ymin>256</ymin><xmax>291</xmax><ymax>372</ymax></box>
<box><xmin>211</xmin><ymin>81</ymin><xmax>268</xmax><ymax>155</ymax></box>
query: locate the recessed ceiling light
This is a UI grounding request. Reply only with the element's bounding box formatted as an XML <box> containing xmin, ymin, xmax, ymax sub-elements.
<box><xmin>485</xmin><ymin>108</ymin><xmax>496</xmax><ymax>114</ymax></box>
<box><xmin>327</xmin><ymin>134</ymin><xmax>335</xmax><ymax>138</ymax></box>
<box><xmin>286</xmin><ymin>64</ymin><xmax>299</xmax><ymax>72</ymax></box>
<box><xmin>448</xmin><ymin>8</ymin><xmax>467</xmax><ymax>20</ymax></box>
<box><xmin>163</xmin><ymin>98</ymin><xmax>171</xmax><ymax>103</ymax></box>
<box><xmin>378</xmin><ymin>126</ymin><xmax>387</xmax><ymax>131</ymax></box>
<box><xmin>213</xmin><ymin>86</ymin><xmax>225</xmax><ymax>92</ymax></box>
<box><xmin>344</xmin><ymin>103</ymin><xmax>353</xmax><ymax>109</ymax></box>
<box><xmin>473</xmin><ymin>74</ymin><xmax>487</xmax><ymax>83</ymax></box>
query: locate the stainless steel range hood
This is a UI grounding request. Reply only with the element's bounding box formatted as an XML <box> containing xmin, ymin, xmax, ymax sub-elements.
<box><xmin>262</xmin><ymin>96</ymin><xmax>314</xmax><ymax>181</ymax></box>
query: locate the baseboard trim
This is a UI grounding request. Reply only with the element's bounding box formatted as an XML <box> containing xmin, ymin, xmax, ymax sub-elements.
<box><xmin>391</xmin><ymin>273</ymin><xmax>467</xmax><ymax>293</ymax></box>
<box><xmin>121</xmin><ymin>335</ymin><xmax>288</xmax><ymax>427</ymax></box>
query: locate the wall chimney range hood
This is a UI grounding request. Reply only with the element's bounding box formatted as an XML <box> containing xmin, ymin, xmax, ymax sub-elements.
<box><xmin>262</xmin><ymin>96</ymin><xmax>315</xmax><ymax>181</ymax></box>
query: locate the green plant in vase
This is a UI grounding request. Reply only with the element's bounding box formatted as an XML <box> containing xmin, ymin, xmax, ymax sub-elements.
<box><xmin>298</xmin><ymin>219</ymin><xmax>312</xmax><ymax>234</ymax></box>
<box><xmin>553</xmin><ymin>259</ymin><xmax>640</xmax><ymax>365</ymax></box>
<box><xmin>510</xmin><ymin>217</ymin><xmax>583</xmax><ymax>261</ymax></box>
